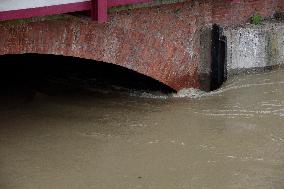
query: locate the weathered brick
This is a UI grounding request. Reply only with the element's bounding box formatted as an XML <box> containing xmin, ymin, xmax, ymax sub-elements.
<box><xmin>0</xmin><ymin>0</ymin><xmax>283</xmax><ymax>90</ymax></box>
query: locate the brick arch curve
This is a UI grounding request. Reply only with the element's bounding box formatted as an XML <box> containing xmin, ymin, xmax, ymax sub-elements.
<box><xmin>0</xmin><ymin>5</ymin><xmax>203</xmax><ymax>90</ymax></box>
<box><xmin>0</xmin><ymin>0</ymin><xmax>283</xmax><ymax>91</ymax></box>
<box><xmin>0</xmin><ymin>52</ymin><xmax>176</xmax><ymax>93</ymax></box>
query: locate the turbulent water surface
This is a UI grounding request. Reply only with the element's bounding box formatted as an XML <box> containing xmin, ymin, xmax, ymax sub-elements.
<box><xmin>1</xmin><ymin>67</ymin><xmax>284</xmax><ymax>189</ymax></box>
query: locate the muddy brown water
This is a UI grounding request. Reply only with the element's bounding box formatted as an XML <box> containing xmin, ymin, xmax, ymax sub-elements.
<box><xmin>1</xmin><ymin>68</ymin><xmax>284</xmax><ymax>189</ymax></box>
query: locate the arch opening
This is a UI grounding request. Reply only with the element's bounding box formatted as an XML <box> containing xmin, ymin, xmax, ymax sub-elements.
<box><xmin>0</xmin><ymin>53</ymin><xmax>175</xmax><ymax>99</ymax></box>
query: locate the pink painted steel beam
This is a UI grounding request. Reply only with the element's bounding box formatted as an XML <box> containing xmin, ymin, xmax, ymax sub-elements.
<box><xmin>91</xmin><ymin>0</ymin><xmax>107</xmax><ymax>23</ymax></box>
<box><xmin>0</xmin><ymin>2</ymin><xmax>91</xmax><ymax>21</ymax></box>
<box><xmin>0</xmin><ymin>0</ymin><xmax>154</xmax><ymax>22</ymax></box>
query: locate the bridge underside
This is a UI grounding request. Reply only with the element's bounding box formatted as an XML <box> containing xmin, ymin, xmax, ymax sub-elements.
<box><xmin>0</xmin><ymin>0</ymin><xmax>283</xmax><ymax>91</ymax></box>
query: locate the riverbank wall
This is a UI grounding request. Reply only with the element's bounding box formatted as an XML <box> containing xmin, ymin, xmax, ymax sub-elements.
<box><xmin>224</xmin><ymin>21</ymin><xmax>284</xmax><ymax>77</ymax></box>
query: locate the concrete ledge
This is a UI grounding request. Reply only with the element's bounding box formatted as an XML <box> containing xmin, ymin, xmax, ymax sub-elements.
<box><xmin>224</xmin><ymin>21</ymin><xmax>284</xmax><ymax>77</ymax></box>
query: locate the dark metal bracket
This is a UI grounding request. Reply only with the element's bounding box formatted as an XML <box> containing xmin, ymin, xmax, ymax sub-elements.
<box><xmin>210</xmin><ymin>24</ymin><xmax>227</xmax><ymax>91</ymax></box>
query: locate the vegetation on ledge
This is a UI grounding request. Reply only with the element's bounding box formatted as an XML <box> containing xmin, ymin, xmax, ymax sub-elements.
<box><xmin>251</xmin><ymin>12</ymin><xmax>262</xmax><ymax>25</ymax></box>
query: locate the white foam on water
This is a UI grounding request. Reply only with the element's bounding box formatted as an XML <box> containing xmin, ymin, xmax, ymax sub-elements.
<box><xmin>172</xmin><ymin>88</ymin><xmax>207</xmax><ymax>99</ymax></box>
<box><xmin>129</xmin><ymin>88</ymin><xmax>208</xmax><ymax>99</ymax></box>
<box><xmin>129</xmin><ymin>91</ymin><xmax>169</xmax><ymax>99</ymax></box>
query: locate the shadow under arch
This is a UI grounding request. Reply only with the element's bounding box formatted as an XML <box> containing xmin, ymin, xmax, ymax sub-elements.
<box><xmin>0</xmin><ymin>53</ymin><xmax>175</xmax><ymax>97</ymax></box>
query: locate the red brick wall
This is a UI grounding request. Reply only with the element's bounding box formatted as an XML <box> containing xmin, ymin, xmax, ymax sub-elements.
<box><xmin>278</xmin><ymin>0</ymin><xmax>284</xmax><ymax>11</ymax></box>
<box><xmin>0</xmin><ymin>0</ymin><xmax>283</xmax><ymax>90</ymax></box>
<box><xmin>212</xmin><ymin>0</ymin><xmax>284</xmax><ymax>25</ymax></box>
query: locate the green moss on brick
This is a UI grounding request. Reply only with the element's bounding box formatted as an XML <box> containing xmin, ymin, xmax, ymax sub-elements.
<box><xmin>108</xmin><ymin>0</ymin><xmax>186</xmax><ymax>13</ymax></box>
<box><xmin>0</xmin><ymin>14</ymin><xmax>70</xmax><ymax>26</ymax></box>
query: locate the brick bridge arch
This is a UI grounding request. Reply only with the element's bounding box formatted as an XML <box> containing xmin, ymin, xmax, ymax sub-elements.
<box><xmin>0</xmin><ymin>3</ymin><xmax>204</xmax><ymax>91</ymax></box>
<box><xmin>0</xmin><ymin>0</ymin><xmax>282</xmax><ymax>90</ymax></box>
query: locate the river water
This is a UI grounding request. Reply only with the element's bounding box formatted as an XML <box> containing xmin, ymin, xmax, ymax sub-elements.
<box><xmin>0</xmin><ymin>67</ymin><xmax>284</xmax><ymax>189</ymax></box>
